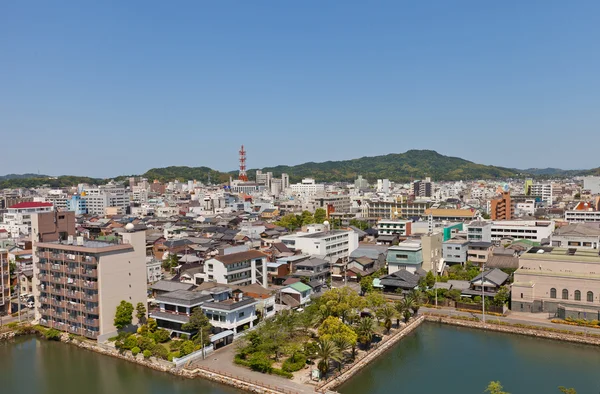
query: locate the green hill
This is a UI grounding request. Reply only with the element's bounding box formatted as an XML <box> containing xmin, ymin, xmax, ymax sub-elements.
<box><xmin>243</xmin><ymin>150</ymin><xmax>520</xmax><ymax>183</ymax></box>
<box><xmin>142</xmin><ymin>166</ymin><xmax>230</xmax><ymax>184</ymax></box>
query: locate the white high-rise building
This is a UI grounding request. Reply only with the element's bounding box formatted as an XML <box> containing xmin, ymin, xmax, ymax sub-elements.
<box><xmin>290</xmin><ymin>178</ymin><xmax>325</xmax><ymax>196</ymax></box>
<box><xmin>82</xmin><ymin>183</ymin><xmax>129</xmax><ymax>215</ymax></box>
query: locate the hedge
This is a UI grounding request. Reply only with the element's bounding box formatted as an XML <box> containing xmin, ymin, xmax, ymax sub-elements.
<box><xmin>132</xmin><ymin>347</ymin><xmax>141</xmax><ymax>356</ymax></box>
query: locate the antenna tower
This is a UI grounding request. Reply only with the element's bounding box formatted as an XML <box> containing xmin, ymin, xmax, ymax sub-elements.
<box><xmin>238</xmin><ymin>145</ymin><xmax>248</xmax><ymax>181</ymax></box>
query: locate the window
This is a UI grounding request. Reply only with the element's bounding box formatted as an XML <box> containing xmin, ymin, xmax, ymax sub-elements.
<box><xmin>520</xmin><ymin>293</ymin><xmax>523</xmax><ymax>299</ymax></box>
<box><xmin>550</xmin><ymin>288</ymin><xmax>556</xmax><ymax>299</ymax></box>
<box><xmin>575</xmin><ymin>290</ymin><xmax>581</xmax><ymax>301</ymax></box>
<box><xmin>395</xmin><ymin>254</ymin><xmax>409</xmax><ymax>260</ymax></box>
<box><xmin>239</xmin><ymin>311</ymin><xmax>245</xmax><ymax>318</ymax></box>
<box><xmin>562</xmin><ymin>289</ymin><xmax>568</xmax><ymax>300</ymax></box>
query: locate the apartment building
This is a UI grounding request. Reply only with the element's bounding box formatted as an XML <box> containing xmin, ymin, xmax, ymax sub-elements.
<box><xmin>512</xmin><ymin>247</ymin><xmax>600</xmax><ymax>318</ymax></box>
<box><xmin>413</xmin><ymin>178</ymin><xmax>432</xmax><ymax>198</ymax></box>
<box><xmin>376</xmin><ymin>219</ymin><xmax>412</xmax><ymax>236</ymax></box>
<box><xmin>311</xmin><ymin>195</ymin><xmax>352</xmax><ymax>215</ymax></box>
<box><xmin>564</xmin><ymin>201</ymin><xmax>600</xmax><ymax>223</ymax></box>
<box><xmin>81</xmin><ymin>184</ymin><xmax>129</xmax><ymax>216</ymax></box>
<box><xmin>529</xmin><ymin>183</ymin><xmax>553</xmax><ymax>204</ymax></box>
<box><xmin>0</xmin><ymin>202</ymin><xmax>54</xmax><ymax>236</ymax></box>
<box><xmin>490</xmin><ymin>220</ymin><xmax>554</xmax><ymax>244</ymax></box>
<box><xmin>583</xmin><ymin>176</ymin><xmax>600</xmax><ymax>195</ymax></box>
<box><xmin>201</xmin><ymin>250</ymin><xmax>268</xmax><ymax>288</ymax></box>
<box><xmin>290</xmin><ymin>178</ymin><xmax>325</xmax><ymax>196</ymax></box>
<box><xmin>490</xmin><ymin>192</ymin><xmax>514</xmax><ymax>220</ymax></box>
<box><xmin>280</xmin><ymin>229</ymin><xmax>359</xmax><ymax>263</ymax></box>
<box><xmin>467</xmin><ymin>242</ymin><xmax>493</xmax><ymax>266</ymax></box>
<box><xmin>466</xmin><ymin>221</ymin><xmax>492</xmax><ymax>243</ymax></box>
<box><xmin>0</xmin><ymin>249</ymin><xmax>9</xmax><ymax>315</ymax></box>
<box><xmin>33</xmin><ymin>212</ymin><xmax>147</xmax><ymax>340</ymax></box>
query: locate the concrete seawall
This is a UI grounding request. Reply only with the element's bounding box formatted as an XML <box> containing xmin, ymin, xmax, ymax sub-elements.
<box><xmin>317</xmin><ymin>316</ymin><xmax>426</xmax><ymax>393</ymax></box>
<box><xmin>424</xmin><ymin>315</ymin><xmax>600</xmax><ymax>346</ymax></box>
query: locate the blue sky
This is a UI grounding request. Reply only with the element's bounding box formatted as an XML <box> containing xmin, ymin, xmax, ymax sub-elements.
<box><xmin>1</xmin><ymin>1</ymin><xmax>599</xmax><ymax>178</ymax></box>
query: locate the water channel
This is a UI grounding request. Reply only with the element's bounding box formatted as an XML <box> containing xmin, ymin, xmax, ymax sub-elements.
<box><xmin>339</xmin><ymin>322</ymin><xmax>600</xmax><ymax>394</ymax></box>
<box><xmin>1</xmin><ymin>337</ymin><xmax>240</xmax><ymax>394</ymax></box>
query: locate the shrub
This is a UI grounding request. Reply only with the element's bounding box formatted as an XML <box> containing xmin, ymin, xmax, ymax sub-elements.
<box><xmin>169</xmin><ymin>340</ymin><xmax>183</xmax><ymax>351</ymax></box>
<box><xmin>143</xmin><ymin>349</ymin><xmax>152</xmax><ymax>359</ymax></box>
<box><xmin>179</xmin><ymin>340</ymin><xmax>196</xmax><ymax>357</ymax></box>
<box><xmin>137</xmin><ymin>324</ymin><xmax>149</xmax><ymax>336</ymax></box>
<box><xmin>168</xmin><ymin>351</ymin><xmax>180</xmax><ymax>361</ymax></box>
<box><xmin>234</xmin><ymin>354</ymin><xmax>250</xmax><ymax>367</ymax></box>
<box><xmin>180</xmin><ymin>334</ymin><xmax>189</xmax><ymax>340</ymax></box>
<box><xmin>45</xmin><ymin>329</ymin><xmax>62</xmax><ymax>341</ymax></box>
<box><xmin>108</xmin><ymin>336</ymin><xmax>119</xmax><ymax>342</ymax></box>
<box><xmin>282</xmin><ymin>353</ymin><xmax>307</xmax><ymax>372</ymax></box>
<box><xmin>248</xmin><ymin>352</ymin><xmax>273</xmax><ymax>373</ymax></box>
<box><xmin>152</xmin><ymin>344</ymin><xmax>169</xmax><ymax>360</ymax></box>
<box><xmin>152</xmin><ymin>329</ymin><xmax>171</xmax><ymax>343</ymax></box>
<box><xmin>123</xmin><ymin>335</ymin><xmax>138</xmax><ymax>350</ymax></box>
<box><xmin>131</xmin><ymin>346</ymin><xmax>141</xmax><ymax>356</ymax></box>
<box><xmin>137</xmin><ymin>336</ymin><xmax>155</xmax><ymax>351</ymax></box>
<box><xmin>7</xmin><ymin>322</ymin><xmax>19</xmax><ymax>329</ymax></box>
<box><xmin>271</xmin><ymin>368</ymin><xmax>293</xmax><ymax>379</ymax></box>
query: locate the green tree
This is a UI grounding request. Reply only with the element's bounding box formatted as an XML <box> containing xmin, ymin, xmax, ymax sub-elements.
<box><xmin>425</xmin><ymin>271</ymin><xmax>435</xmax><ymax>288</ymax></box>
<box><xmin>318</xmin><ymin>316</ymin><xmax>358</xmax><ymax>346</ymax></box>
<box><xmin>332</xmin><ymin>336</ymin><xmax>351</xmax><ymax>370</ymax></box>
<box><xmin>485</xmin><ymin>381</ymin><xmax>509</xmax><ymax>394</ymax></box>
<box><xmin>447</xmin><ymin>289</ymin><xmax>463</xmax><ymax>302</ymax></box>
<box><xmin>395</xmin><ymin>296</ymin><xmax>414</xmax><ymax>323</ymax></box>
<box><xmin>314</xmin><ymin>208</ymin><xmax>327</xmax><ymax>224</ymax></box>
<box><xmin>136</xmin><ymin>302</ymin><xmax>147</xmax><ymax>325</ymax></box>
<box><xmin>378</xmin><ymin>304</ymin><xmax>396</xmax><ymax>334</ymax></box>
<box><xmin>181</xmin><ymin>308</ymin><xmax>212</xmax><ymax>346</ymax></box>
<box><xmin>162</xmin><ymin>254</ymin><xmax>179</xmax><ymax>270</ymax></box>
<box><xmin>355</xmin><ymin>317</ymin><xmax>375</xmax><ymax>349</ymax></box>
<box><xmin>558</xmin><ymin>387</ymin><xmax>577</xmax><ymax>394</ymax></box>
<box><xmin>315</xmin><ymin>339</ymin><xmax>342</xmax><ymax>378</ymax></box>
<box><xmin>366</xmin><ymin>291</ymin><xmax>386</xmax><ymax>313</ymax></box>
<box><xmin>316</xmin><ymin>287</ymin><xmax>365</xmax><ymax>323</ymax></box>
<box><xmin>275</xmin><ymin>214</ymin><xmax>299</xmax><ymax>231</ymax></box>
<box><xmin>360</xmin><ymin>276</ymin><xmax>374</xmax><ymax>295</ymax></box>
<box><xmin>493</xmin><ymin>286</ymin><xmax>510</xmax><ymax>307</ymax></box>
<box><xmin>300</xmin><ymin>210</ymin><xmax>315</xmax><ymax>226</ymax></box>
<box><xmin>147</xmin><ymin>318</ymin><xmax>158</xmax><ymax>333</ymax></box>
<box><xmin>409</xmin><ymin>289</ymin><xmax>424</xmax><ymax>315</ymax></box>
<box><xmin>114</xmin><ymin>301</ymin><xmax>134</xmax><ymax>330</ymax></box>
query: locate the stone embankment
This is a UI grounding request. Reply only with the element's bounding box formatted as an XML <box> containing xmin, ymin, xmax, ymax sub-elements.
<box><xmin>424</xmin><ymin>315</ymin><xmax>600</xmax><ymax>346</ymax></box>
<box><xmin>1</xmin><ymin>326</ymin><xmax>297</xmax><ymax>394</ymax></box>
<box><xmin>317</xmin><ymin>316</ymin><xmax>426</xmax><ymax>393</ymax></box>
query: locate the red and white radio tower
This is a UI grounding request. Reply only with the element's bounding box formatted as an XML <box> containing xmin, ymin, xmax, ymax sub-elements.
<box><xmin>238</xmin><ymin>145</ymin><xmax>248</xmax><ymax>181</ymax></box>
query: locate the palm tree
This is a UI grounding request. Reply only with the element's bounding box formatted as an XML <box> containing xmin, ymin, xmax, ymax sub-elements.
<box><xmin>379</xmin><ymin>305</ymin><xmax>396</xmax><ymax>334</ymax></box>
<box><xmin>409</xmin><ymin>289</ymin><xmax>423</xmax><ymax>315</ymax></box>
<box><xmin>333</xmin><ymin>337</ymin><xmax>351</xmax><ymax>371</ymax></box>
<box><xmin>396</xmin><ymin>296</ymin><xmax>415</xmax><ymax>324</ymax></box>
<box><xmin>356</xmin><ymin>317</ymin><xmax>375</xmax><ymax>349</ymax></box>
<box><xmin>315</xmin><ymin>339</ymin><xmax>342</xmax><ymax>378</ymax></box>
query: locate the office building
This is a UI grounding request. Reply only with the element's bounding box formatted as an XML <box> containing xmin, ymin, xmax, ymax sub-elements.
<box><xmin>376</xmin><ymin>219</ymin><xmax>412</xmax><ymax>236</ymax></box>
<box><xmin>81</xmin><ymin>184</ymin><xmax>129</xmax><ymax>216</ymax></box>
<box><xmin>280</xmin><ymin>229</ymin><xmax>359</xmax><ymax>263</ymax></box>
<box><xmin>354</xmin><ymin>175</ymin><xmax>369</xmax><ymax>189</ymax></box>
<box><xmin>290</xmin><ymin>178</ymin><xmax>325</xmax><ymax>196</ymax></box>
<box><xmin>490</xmin><ymin>220</ymin><xmax>554</xmax><ymax>244</ymax></box>
<box><xmin>413</xmin><ymin>177</ymin><xmax>432</xmax><ymax>198</ymax></box>
<box><xmin>529</xmin><ymin>183</ymin><xmax>553</xmax><ymax>204</ymax></box>
<box><xmin>466</xmin><ymin>221</ymin><xmax>492</xmax><ymax>243</ymax></box>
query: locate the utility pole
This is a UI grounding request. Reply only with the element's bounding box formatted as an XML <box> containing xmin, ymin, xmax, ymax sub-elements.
<box><xmin>482</xmin><ymin>262</ymin><xmax>486</xmax><ymax>324</ymax></box>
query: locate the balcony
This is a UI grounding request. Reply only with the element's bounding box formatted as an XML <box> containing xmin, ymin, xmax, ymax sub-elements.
<box><xmin>50</xmin><ymin>264</ymin><xmax>67</xmax><ymax>274</ymax></box>
<box><xmin>85</xmin><ymin>306</ymin><xmax>99</xmax><ymax>315</ymax></box>
<box><xmin>84</xmin><ymin>330</ymin><xmax>99</xmax><ymax>339</ymax></box>
<box><xmin>83</xmin><ymin>293</ymin><xmax>99</xmax><ymax>302</ymax></box>
<box><xmin>37</xmin><ymin>251</ymin><xmax>51</xmax><ymax>260</ymax></box>
<box><xmin>50</xmin><ymin>299</ymin><xmax>67</xmax><ymax>308</ymax></box>
<box><xmin>37</xmin><ymin>273</ymin><xmax>49</xmax><ymax>282</ymax></box>
<box><xmin>38</xmin><ymin>262</ymin><xmax>51</xmax><ymax>272</ymax></box>
<box><xmin>81</xmin><ymin>256</ymin><xmax>97</xmax><ymax>266</ymax></box>
<box><xmin>67</xmin><ymin>315</ymin><xmax>84</xmax><ymax>324</ymax></box>
<box><xmin>67</xmin><ymin>302</ymin><xmax>85</xmax><ymax>312</ymax></box>
<box><xmin>50</xmin><ymin>253</ymin><xmax>65</xmax><ymax>261</ymax></box>
<box><xmin>49</xmin><ymin>286</ymin><xmax>65</xmax><ymax>296</ymax></box>
<box><xmin>49</xmin><ymin>276</ymin><xmax>67</xmax><ymax>285</ymax></box>
<box><xmin>65</xmin><ymin>278</ymin><xmax>83</xmax><ymax>288</ymax></box>
<box><xmin>65</xmin><ymin>290</ymin><xmax>84</xmax><ymax>299</ymax></box>
<box><xmin>81</xmin><ymin>269</ymin><xmax>98</xmax><ymax>278</ymax></box>
<box><xmin>84</xmin><ymin>319</ymin><xmax>100</xmax><ymax>328</ymax></box>
<box><xmin>66</xmin><ymin>267</ymin><xmax>83</xmax><ymax>275</ymax></box>
<box><xmin>64</xmin><ymin>254</ymin><xmax>83</xmax><ymax>263</ymax></box>
<box><xmin>81</xmin><ymin>281</ymin><xmax>98</xmax><ymax>290</ymax></box>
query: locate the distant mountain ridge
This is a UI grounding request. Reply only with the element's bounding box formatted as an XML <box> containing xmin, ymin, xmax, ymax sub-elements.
<box><xmin>1</xmin><ymin>150</ymin><xmax>598</xmax><ymax>188</ymax></box>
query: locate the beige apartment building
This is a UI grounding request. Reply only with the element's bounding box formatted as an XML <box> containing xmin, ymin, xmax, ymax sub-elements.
<box><xmin>32</xmin><ymin>211</ymin><xmax>147</xmax><ymax>340</ymax></box>
<box><xmin>512</xmin><ymin>246</ymin><xmax>600</xmax><ymax>319</ymax></box>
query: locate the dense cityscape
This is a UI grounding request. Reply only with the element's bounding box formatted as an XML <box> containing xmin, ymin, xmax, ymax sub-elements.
<box><xmin>1</xmin><ymin>146</ymin><xmax>600</xmax><ymax>393</ymax></box>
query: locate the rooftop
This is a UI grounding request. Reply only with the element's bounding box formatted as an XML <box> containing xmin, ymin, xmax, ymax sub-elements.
<box><xmin>156</xmin><ymin>290</ymin><xmax>212</xmax><ymax>306</ymax></box>
<box><xmin>213</xmin><ymin>250</ymin><xmax>266</xmax><ymax>266</ymax></box>
<box><xmin>521</xmin><ymin>247</ymin><xmax>600</xmax><ymax>263</ymax></box>
<box><xmin>202</xmin><ymin>296</ymin><xmax>257</xmax><ymax>311</ymax></box>
<box><xmin>9</xmin><ymin>202</ymin><xmax>53</xmax><ymax>209</ymax></box>
<box><xmin>37</xmin><ymin>239</ymin><xmax>133</xmax><ymax>253</ymax></box>
<box><xmin>297</xmin><ymin>230</ymin><xmax>351</xmax><ymax>239</ymax></box>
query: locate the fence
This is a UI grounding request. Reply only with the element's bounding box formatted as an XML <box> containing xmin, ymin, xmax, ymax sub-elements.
<box><xmin>192</xmin><ymin>365</ymin><xmax>300</xmax><ymax>394</ymax></box>
<box><xmin>173</xmin><ymin>345</ymin><xmax>214</xmax><ymax>368</ymax></box>
<box><xmin>455</xmin><ymin>302</ymin><xmax>506</xmax><ymax>315</ymax></box>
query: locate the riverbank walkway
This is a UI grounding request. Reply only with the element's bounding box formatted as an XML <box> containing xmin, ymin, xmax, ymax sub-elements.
<box><xmin>187</xmin><ymin>343</ymin><xmax>316</xmax><ymax>394</ymax></box>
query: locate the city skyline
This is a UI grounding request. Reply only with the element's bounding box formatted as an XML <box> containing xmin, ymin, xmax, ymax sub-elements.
<box><xmin>2</xmin><ymin>1</ymin><xmax>600</xmax><ymax>177</ymax></box>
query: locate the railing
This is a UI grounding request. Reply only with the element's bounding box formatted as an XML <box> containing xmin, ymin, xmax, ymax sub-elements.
<box><xmin>66</xmin><ymin>279</ymin><xmax>83</xmax><ymax>287</ymax></box>
<box><xmin>81</xmin><ymin>257</ymin><xmax>97</xmax><ymax>265</ymax></box>
<box><xmin>50</xmin><ymin>299</ymin><xmax>67</xmax><ymax>308</ymax></box>
<box><xmin>66</xmin><ymin>267</ymin><xmax>83</xmax><ymax>275</ymax></box>
<box><xmin>81</xmin><ymin>269</ymin><xmax>98</xmax><ymax>277</ymax></box>
<box><xmin>67</xmin><ymin>315</ymin><xmax>84</xmax><ymax>324</ymax></box>
<box><xmin>192</xmin><ymin>366</ymin><xmax>299</xmax><ymax>394</ymax></box>
<box><xmin>49</xmin><ymin>286</ymin><xmax>64</xmax><ymax>296</ymax></box>
<box><xmin>83</xmin><ymin>293</ymin><xmax>99</xmax><ymax>302</ymax></box>
<box><xmin>50</xmin><ymin>276</ymin><xmax>67</xmax><ymax>285</ymax></box>
<box><xmin>64</xmin><ymin>254</ymin><xmax>83</xmax><ymax>263</ymax></box>
<box><xmin>66</xmin><ymin>302</ymin><xmax>84</xmax><ymax>312</ymax></box>
<box><xmin>84</xmin><ymin>319</ymin><xmax>99</xmax><ymax>328</ymax></box>
<box><xmin>50</xmin><ymin>264</ymin><xmax>67</xmax><ymax>274</ymax></box>
<box><xmin>85</xmin><ymin>306</ymin><xmax>99</xmax><ymax>315</ymax></box>
<box><xmin>65</xmin><ymin>291</ymin><xmax>84</xmax><ymax>299</ymax></box>
<box><xmin>38</xmin><ymin>262</ymin><xmax>51</xmax><ymax>272</ymax></box>
<box><xmin>82</xmin><ymin>281</ymin><xmax>98</xmax><ymax>290</ymax></box>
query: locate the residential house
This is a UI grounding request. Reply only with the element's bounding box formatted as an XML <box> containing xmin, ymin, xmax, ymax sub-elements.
<box><xmin>467</xmin><ymin>242</ymin><xmax>493</xmax><ymax>266</ymax></box>
<box><xmin>201</xmin><ymin>287</ymin><xmax>258</xmax><ymax>334</ymax></box>
<box><xmin>150</xmin><ymin>280</ymin><xmax>196</xmax><ymax>298</ymax></box>
<box><xmin>280</xmin><ymin>281</ymin><xmax>312</xmax><ymax>308</ymax></box>
<box><xmin>151</xmin><ymin>290</ymin><xmax>213</xmax><ymax>335</ymax></box>
<box><xmin>289</xmin><ymin>258</ymin><xmax>330</xmax><ymax>291</ymax></box>
<box><xmin>378</xmin><ymin>269</ymin><xmax>424</xmax><ymax>294</ymax></box>
<box><xmin>443</xmin><ymin>238</ymin><xmax>469</xmax><ymax>266</ymax></box>
<box><xmin>461</xmin><ymin>268</ymin><xmax>509</xmax><ymax>298</ymax></box>
<box><xmin>386</xmin><ymin>240</ymin><xmax>423</xmax><ymax>274</ymax></box>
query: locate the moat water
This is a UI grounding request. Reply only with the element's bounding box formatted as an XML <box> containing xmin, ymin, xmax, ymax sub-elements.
<box><xmin>1</xmin><ymin>337</ymin><xmax>239</xmax><ymax>394</ymax></box>
<box><xmin>338</xmin><ymin>322</ymin><xmax>600</xmax><ymax>394</ymax></box>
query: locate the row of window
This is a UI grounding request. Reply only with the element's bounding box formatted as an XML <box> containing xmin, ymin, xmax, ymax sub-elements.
<box><xmin>550</xmin><ymin>288</ymin><xmax>594</xmax><ymax>302</ymax></box>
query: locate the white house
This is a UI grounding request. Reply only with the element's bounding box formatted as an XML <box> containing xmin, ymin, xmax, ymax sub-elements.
<box><xmin>201</xmin><ymin>250</ymin><xmax>268</xmax><ymax>288</ymax></box>
<box><xmin>201</xmin><ymin>287</ymin><xmax>258</xmax><ymax>334</ymax></box>
<box><xmin>279</xmin><ymin>229</ymin><xmax>359</xmax><ymax>263</ymax></box>
<box><xmin>280</xmin><ymin>281</ymin><xmax>312</xmax><ymax>308</ymax></box>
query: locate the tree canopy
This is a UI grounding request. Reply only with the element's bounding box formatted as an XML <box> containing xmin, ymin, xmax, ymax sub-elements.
<box><xmin>318</xmin><ymin>316</ymin><xmax>358</xmax><ymax>346</ymax></box>
<box><xmin>114</xmin><ymin>301</ymin><xmax>134</xmax><ymax>330</ymax></box>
